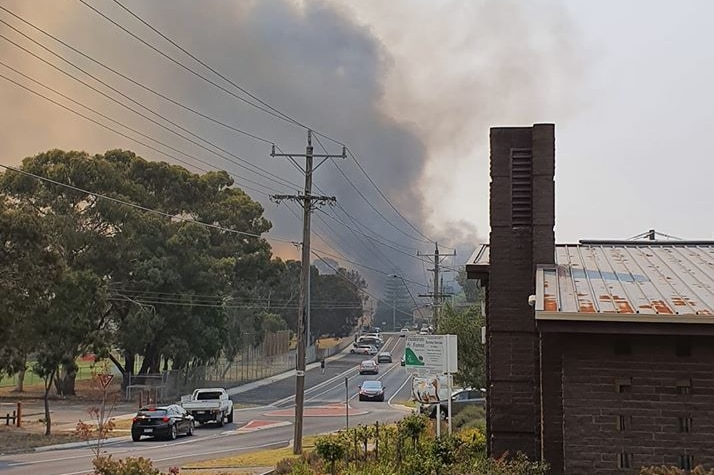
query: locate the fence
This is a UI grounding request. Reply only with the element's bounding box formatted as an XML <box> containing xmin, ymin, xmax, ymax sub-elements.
<box><xmin>126</xmin><ymin>330</ymin><xmax>296</xmax><ymax>403</ymax></box>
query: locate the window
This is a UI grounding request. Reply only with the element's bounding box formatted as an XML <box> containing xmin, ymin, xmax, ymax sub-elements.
<box><xmin>615</xmin><ymin>377</ymin><xmax>632</xmax><ymax>394</ymax></box>
<box><xmin>617</xmin><ymin>452</ymin><xmax>632</xmax><ymax>469</ymax></box>
<box><xmin>678</xmin><ymin>416</ymin><xmax>693</xmax><ymax>433</ymax></box>
<box><xmin>678</xmin><ymin>455</ymin><xmax>694</xmax><ymax>470</ymax></box>
<box><xmin>614</xmin><ymin>338</ymin><xmax>632</xmax><ymax>355</ymax></box>
<box><xmin>616</xmin><ymin>415</ymin><xmax>631</xmax><ymax>432</ymax></box>
<box><xmin>676</xmin><ymin>379</ymin><xmax>692</xmax><ymax>395</ymax></box>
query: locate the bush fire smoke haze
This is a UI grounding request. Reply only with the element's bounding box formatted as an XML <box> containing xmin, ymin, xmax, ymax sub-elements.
<box><xmin>5</xmin><ymin>0</ymin><xmax>662</xmax><ymax>295</ymax></box>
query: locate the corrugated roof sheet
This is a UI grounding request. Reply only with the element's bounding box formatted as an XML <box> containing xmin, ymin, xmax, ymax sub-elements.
<box><xmin>537</xmin><ymin>242</ymin><xmax>714</xmax><ymax>321</ymax></box>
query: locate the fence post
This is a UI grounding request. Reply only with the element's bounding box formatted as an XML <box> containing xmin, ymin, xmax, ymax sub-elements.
<box><xmin>16</xmin><ymin>402</ymin><xmax>22</xmax><ymax>428</ymax></box>
<box><xmin>375</xmin><ymin>421</ymin><xmax>379</xmax><ymax>459</ymax></box>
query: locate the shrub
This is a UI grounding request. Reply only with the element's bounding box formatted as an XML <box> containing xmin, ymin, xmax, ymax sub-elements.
<box><xmin>315</xmin><ymin>435</ymin><xmax>347</xmax><ymax>475</ymax></box>
<box><xmin>641</xmin><ymin>466</ymin><xmax>714</xmax><ymax>475</ymax></box>
<box><xmin>467</xmin><ymin>452</ymin><xmax>549</xmax><ymax>475</ymax></box>
<box><xmin>456</xmin><ymin>427</ymin><xmax>487</xmax><ymax>457</ymax></box>
<box><xmin>452</xmin><ymin>405</ymin><xmax>486</xmax><ymax>432</ymax></box>
<box><xmin>92</xmin><ymin>456</ymin><xmax>178</xmax><ymax>475</ymax></box>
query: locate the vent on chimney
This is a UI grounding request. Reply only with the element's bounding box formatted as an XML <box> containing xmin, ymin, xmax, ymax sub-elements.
<box><xmin>511</xmin><ymin>149</ymin><xmax>533</xmax><ymax>228</ymax></box>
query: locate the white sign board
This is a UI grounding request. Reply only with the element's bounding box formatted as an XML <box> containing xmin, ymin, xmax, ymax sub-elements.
<box><xmin>404</xmin><ymin>334</ymin><xmax>457</xmax><ymax>378</ymax></box>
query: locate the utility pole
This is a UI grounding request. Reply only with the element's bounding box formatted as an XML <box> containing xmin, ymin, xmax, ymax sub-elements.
<box><xmin>270</xmin><ymin>130</ymin><xmax>345</xmax><ymax>454</ymax></box>
<box><xmin>418</xmin><ymin>242</ymin><xmax>455</xmax><ymax>329</ymax></box>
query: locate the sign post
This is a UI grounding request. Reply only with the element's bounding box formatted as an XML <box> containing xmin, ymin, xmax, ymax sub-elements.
<box><xmin>404</xmin><ymin>334</ymin><xmax>458</xmax><ymax>437</ymax></box>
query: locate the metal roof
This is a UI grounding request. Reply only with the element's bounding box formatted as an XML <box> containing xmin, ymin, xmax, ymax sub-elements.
<box><xmin>537</xmin><ymin>242</ymin><xmax>714</xmax><ymax>322</ymax></box>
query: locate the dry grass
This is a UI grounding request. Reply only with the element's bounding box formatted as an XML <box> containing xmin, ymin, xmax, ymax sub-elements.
<box><xmin>0</xmin><ymin>425</ymin><xmax>82</xmax><ymax>454</ymax></box>
<box><xmin>183</xmin><ymin>436</ymin><xmax>317</xmax><ymax>469</ymax></box>
<box><xmin>317</xmin><ymin>337</ymin><xmax>341</xmax><ymax>349</ymax></box>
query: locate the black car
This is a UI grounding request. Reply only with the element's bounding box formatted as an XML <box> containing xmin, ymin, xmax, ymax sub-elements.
<box><xmin>358</xmin><ymin>380</ymin><xmax>385</xmax><ymax>402</ymax></box>
<box><xmin>131</xmin><ymin>404</ymin><xmax>194</xmax><ymax>441</ymax></box>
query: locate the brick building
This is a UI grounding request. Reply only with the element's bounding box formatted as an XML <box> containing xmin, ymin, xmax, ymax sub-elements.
<box><xmin>466</xmin><ymin>124</ymin><xmax>714</xmax><ymax>474</ymax></box>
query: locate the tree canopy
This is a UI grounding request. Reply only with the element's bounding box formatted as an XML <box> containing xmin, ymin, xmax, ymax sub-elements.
<box><xmin>0</xmin><ymin>149</ymin><xmax>366</xmax><ymax>402</ymax></box>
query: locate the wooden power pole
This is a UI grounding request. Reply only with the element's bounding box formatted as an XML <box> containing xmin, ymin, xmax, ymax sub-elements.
<box><xmin>270</xmin><ymin>130</ymin><xmax>345</xmax><ymax>454</ymax></box>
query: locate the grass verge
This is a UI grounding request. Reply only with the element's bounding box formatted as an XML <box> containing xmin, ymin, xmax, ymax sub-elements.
<box><xmin>183</xmin><ymin>435</ymin><xmax>317</xmax><ymax>470</ymax></box>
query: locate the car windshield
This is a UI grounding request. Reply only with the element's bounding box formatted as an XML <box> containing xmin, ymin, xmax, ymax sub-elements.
<box><xmin>137</xmin><ymin>409</ymin><xmax>167</xmax><ymax>417</ymax></box>
<box><xmin>362</xmin><ymin>381</ymin><xmax>382</xmax><ymax>390</ymax></box>
<box><xmin>379</xmin><ymin>352</ymin><xmax>391</xmax><ymax>357</ymax></box>
<box><xmin>361</xmin><ymin>361</ymin><xmax>375</xmax><ymax>366</ymax></box>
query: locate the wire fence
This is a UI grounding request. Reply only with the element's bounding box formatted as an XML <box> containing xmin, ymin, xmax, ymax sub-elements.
<box><xmin>126</xmin><ymin>330</ymin><xmax>298</xmax><ymax>402</ymax></box>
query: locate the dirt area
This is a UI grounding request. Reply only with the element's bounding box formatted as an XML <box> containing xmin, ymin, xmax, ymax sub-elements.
<box><xmin>0</xmin><ymin>379</ymin><xmax>137</xmax><ymax>455</ymax></box>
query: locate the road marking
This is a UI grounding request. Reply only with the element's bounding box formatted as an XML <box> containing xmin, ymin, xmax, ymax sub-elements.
<box><xmin>388</xmin><ymin>373</ymin><xmax>414</xmax><ymax>410</ymax></box>
<box><xmin>221</xmin><ymin>419</ymin><xmax>293</xmax><ymax>434</ymax></box>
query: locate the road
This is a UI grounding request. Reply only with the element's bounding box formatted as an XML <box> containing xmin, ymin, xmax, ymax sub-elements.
<box><xmin>0</xmin><ymin>335</ymin><xmax>413</xmax><ymax>475</ymax></box>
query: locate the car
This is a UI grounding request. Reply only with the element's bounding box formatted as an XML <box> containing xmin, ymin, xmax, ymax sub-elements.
<box><xmin>131</xmin><ymin>404</ymin><xmax>194</xmax><ymax>441</ymax></box>
<box><xmin>181</xmin><ymin>387</ymin><xmax>233</xmax><ymax>425</ymax></box>
<box><xmin>358</xmin><ymin>380</ymin><xmax>385</xmax><ymax>402</ymax></box>
<box><xmin>351</xmin><ymin>344</ymin><xmax>378</xmax><ymax>355</ymax></box>
<box><xmin>425</xmin><ymin>388</ymin><xmax>486</xmax><ymax>420</ymax></box>
<box><xmin>359</xmin><ymin>360</ymin><xmax>379</xmax><ymax>375</ymax></box>
<box><xmin>400</xmin><ymin>328</ymin><xmax>409</xmax><ymax>337</ymax></box>
<box><xmin>419</xmin><ymin>329</ymin><xmax>429</xmax><ymax>335</ymax></box>
<box><xmin>377</xmin><ymin>351</ymin><xmax>392</xmax><ymax>363</ymax></box>
<box><xmin>400</xmin><ymin>356</ymin><xmax>405</xmax><ymax>366</ymax></box>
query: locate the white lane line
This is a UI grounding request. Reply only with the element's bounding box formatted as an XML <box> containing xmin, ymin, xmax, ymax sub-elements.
<box><xmin>388</xmin><ymin>374</ymin><xmax>413</xmax><ymax>409</ymax></box>
<box><xmin>349</xmin><ymin>360</ymin><xmax>402</xmax><ymax>402</ymax></box>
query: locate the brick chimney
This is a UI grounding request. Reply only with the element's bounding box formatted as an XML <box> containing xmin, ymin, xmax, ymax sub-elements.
<box><xmin>486</xmin><ymin>124</ymin><xmax>555</xmax><ymax>458</ymax></box>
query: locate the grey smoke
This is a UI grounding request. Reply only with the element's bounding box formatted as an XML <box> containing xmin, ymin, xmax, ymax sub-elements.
<box><xmin>0</xmin><ymin>0</ymin><xmax>581</xmax><ymax>295</ymax></box>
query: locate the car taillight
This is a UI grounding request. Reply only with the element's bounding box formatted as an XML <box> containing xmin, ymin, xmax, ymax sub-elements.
<box><xmin>132</xmin><ymin>417</ymin><xmax>138</xmax><ymax>423</ymax></box>
<box><xmin>162</xmin><ymin>416</ymin><xmax>170</xmax><ymax>422</ymax></box>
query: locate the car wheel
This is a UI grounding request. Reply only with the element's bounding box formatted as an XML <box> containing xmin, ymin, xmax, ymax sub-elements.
<box><xmin>227</xmin><ymin>410</ymin><xmax>234</xmax><ymax>423</ymax></box>
<box><xmin>131</xmin><ymin>433</ymin><xmax>141</xmax><ymax>442</ymax></box>
<box><xmin>169</xmin><ymin>424</ymin><xmax>178</xmax><ymax>440</ymax></box>
<box><xmin>359</xmin><ymin>396</ymin><xmax>364</xmax><ymax>401</ymax></box>
<box><xmin>217</xmin><ymin>412</ymin><xmax>225</xmax><ymax>427</ymax></box>
<box><xmin>187</xmin><ymin>421</ymin><xmax>194</xmax><ymax>436</ymax></box>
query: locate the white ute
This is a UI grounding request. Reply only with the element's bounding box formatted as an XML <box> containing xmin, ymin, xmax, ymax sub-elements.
<box><xmin>181</xmin><ymin>388</ymin><xmax>234</xmax><ymax>426</ymax></box>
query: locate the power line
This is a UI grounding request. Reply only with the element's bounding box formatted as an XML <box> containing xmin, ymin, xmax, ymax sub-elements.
<box><xmin>0</xmin><ymin>5</ymin><xmax>279</xmax><ymax>147</ymax></box>
<box><xmin>0</xmin><ymin>163</ymin><xmax>296</xmax><ymax>245</ymax></box>
<box><xmin>81</xmin><ymin>0</ymin><xmax>437</xmax><ymax>248</ymax></box>
<box><xmin>346</xmin><ymin>147</ymin><xmax>435</xmax><ymax>244</ymax></box>
<box><xmin>79</xmin><ymin>0</ymin><xmax>303</xmax><ymax>129</ymax></box>
<box><xmin>110</xmin><ymin>0</ymin><xmax>305</xmax><ymax>129</ymax></box>
<box><xmin>315</xmin><ymin>208</ymin><xmax>432</xmax><ymax>265</ymax></box>
<box><xmin>0</xmin><ymin>22</ymin><xmax>300</xmax><ymax>191</ymax></box>
<box><xmin>0</xmin><ymin>63</ymin><xmax>279</xmax><ymax>196</ymax></box>
<box><xmin>310</xmin><ymin>250</ymin><xmax>416</xmax><ymax>319</ymax></box>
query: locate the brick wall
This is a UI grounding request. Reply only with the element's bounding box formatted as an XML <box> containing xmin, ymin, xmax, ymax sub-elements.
<box><xmin>561</xmin><ymin>334</ymin><xmax>714</xmax><ymax>474</ymax></box>
<box><xmin>487</xmin><ymin>124</ymin><xmax>555</xmax><ymax>459</ymax></box>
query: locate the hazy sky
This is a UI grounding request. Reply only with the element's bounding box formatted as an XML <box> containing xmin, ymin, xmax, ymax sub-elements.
<box><xmin>1</xmin><ymin>0</ymin><xmax>712</xmax><ymax>292</ymax></box>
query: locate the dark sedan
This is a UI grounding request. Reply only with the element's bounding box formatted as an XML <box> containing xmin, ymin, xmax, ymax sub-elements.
<box><xmin>131</xmin><ymin>404</ymin><xmax>194</xmax><ymax>441</ymax></box>
<box><xmin>358</xmin><ymin>380</ymin><xmax>385</xmax><ymax>402</ymax></box>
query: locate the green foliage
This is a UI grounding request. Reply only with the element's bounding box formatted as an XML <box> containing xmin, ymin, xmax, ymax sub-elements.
<box><xmin>315</xmin><ymin>435</ymin><xmax>348</xmax><ymax>475</ymax></box>
<box><xmin>640</xmin><ymin>466</ymin><xmax>714</xmax><ymax>475</ymax></box>
<box><xmin>452</xmin><ymin>405</ymin><xmax>486</xmax><ymax>432</ymax></box>
<box><xmin>295</xmin><ymin>416</ymin><xmax>547</xmax><ymax>475</ymax></box>
<box><xmin>92</xmin><ymin>456</ymin><xmax>179</xmax><ymax>475</ymax></box>
<box><xmin>436</xmin><ymin>303</ymin><xmax>485</xmax><ymax>389</ymax></box>
<box><xmin>467</xmin><ymin>452</ymin><xmax>549</xmax><ymax>475</ymax></box>
<box><xmin>0</xmin><ymin>148</ymin><xmax>366</xmax><ymax>392</ymax></box>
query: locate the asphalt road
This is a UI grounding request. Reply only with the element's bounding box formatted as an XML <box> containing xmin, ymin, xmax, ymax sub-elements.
<box><xmin>0</xmin><ymin>335</ymin><xmax>414</xmax><ymax>475</ymax></box>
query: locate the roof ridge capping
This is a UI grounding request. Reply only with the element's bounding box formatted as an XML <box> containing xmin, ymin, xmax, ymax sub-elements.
<box><xmin>577</xmin><ymin>240</ymin><xmax>714</xmax><ymax>246</ymax></box>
